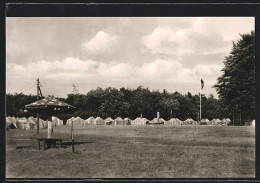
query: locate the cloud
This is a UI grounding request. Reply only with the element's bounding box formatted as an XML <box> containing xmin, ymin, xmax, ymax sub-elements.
<box><xmin>142</xmin><ymin>17</ymin><xmax>254</xmax><ymax>56</ymax></box>
<box><xmin>81</xmin><ymin>31</ymin><xmax>117</xmax><ymax>55</ymax></box>
<box><xmin>7</xmin><ymin>57</ymin><xmax>221</xmax><ymax>84</ymax></box>
<box><xmin>6</xmin><ymin>57</ymin><xmax>222</xmax><ymax>98</ymax></box>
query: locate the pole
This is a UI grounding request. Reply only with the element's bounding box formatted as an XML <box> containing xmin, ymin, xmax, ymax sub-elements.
<box><xmin>233</xmin><ymin>108</ymin><xmax>235</xmax><ymax>126</ymax></box>
<box><xmin>36</xmin><ymin>78</ymin><xmax>39</xmax><ymax>134</ymax></box>
<box><xmin>200</xmin><ymin>83</ymin><xmax>201</xmax><ymax>122</ymax></box>
<box><xmin>157</xmin><ymin>112</ymin><xmax>160</xmax><ymax>124</ymax></box>
<box><xmin>71</xmin><ymin>119</ymin><xmax>75</xmax><ymax>153</ymax></box>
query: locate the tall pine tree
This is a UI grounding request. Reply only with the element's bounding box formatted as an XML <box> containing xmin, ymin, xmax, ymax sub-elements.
<box><xmin>214</xmin><ymin>31</ymin><xmax>255</xmax><ymax>125</ymax></box>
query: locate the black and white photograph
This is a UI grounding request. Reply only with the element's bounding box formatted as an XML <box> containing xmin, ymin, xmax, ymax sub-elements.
<box><xmin>5</xmin><ymin>16</ymin><xmax>255</xmax><ymax>178</ymax></box>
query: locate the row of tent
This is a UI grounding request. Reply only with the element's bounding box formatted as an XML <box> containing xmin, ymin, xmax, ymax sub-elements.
<box><xmin>6</xmin><ymin>116</ymin><xmax>63</xmax><ymax>130</ymax></box>
<box><xmin>66</xmin><ymin>117</ymin><xmax>232</xmax><ymax>126</ymax></box>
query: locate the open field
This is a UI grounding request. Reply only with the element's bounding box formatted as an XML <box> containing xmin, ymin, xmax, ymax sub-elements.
<box><xmin>6</xmin><ymin>125</ymin><xmax>255</xmax><ymax>178</ymax></box>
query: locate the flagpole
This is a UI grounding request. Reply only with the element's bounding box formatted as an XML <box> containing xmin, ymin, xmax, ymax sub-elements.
<box><xmin>200</xmin><ymin>79</ymin><xmax>201</xmax><ymax>122</ymax></box>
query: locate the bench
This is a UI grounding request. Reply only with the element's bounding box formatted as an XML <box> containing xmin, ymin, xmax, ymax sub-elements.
<box><xmin>37</xmin><ymin>138</ymin><xmax>62</xmax><ymax>150</ymax></box>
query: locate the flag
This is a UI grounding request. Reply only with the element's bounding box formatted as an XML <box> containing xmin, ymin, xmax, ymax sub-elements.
<box><xmin>201</xmin><ymin>79</ymin><xmax>204</xmax><ymax>90</ymax></box>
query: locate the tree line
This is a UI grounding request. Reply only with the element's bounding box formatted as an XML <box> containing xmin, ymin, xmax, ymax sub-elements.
<box><xmin>6</xmin><ymin>87</ymin><xmax>226</xmax><ymax>122</ymax></box>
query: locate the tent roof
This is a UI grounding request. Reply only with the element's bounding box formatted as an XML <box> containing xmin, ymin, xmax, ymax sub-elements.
<box><xmin>105</xmin><ymin>117</ymin><xmax>113</xmax><ymax>122</ymax></box>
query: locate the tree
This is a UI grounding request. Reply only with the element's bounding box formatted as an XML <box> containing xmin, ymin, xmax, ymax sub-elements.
<box><xmin>214</xmin><ymin>31</ymin><xmax>255</xmax><ymax>125</ymax></box>
<box><xmin>98</xmin><ymin>87</ymin><xmax>130</xmax><ymax>119</ymax></box>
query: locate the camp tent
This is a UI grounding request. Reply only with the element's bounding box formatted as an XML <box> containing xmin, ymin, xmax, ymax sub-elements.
<box><xmin>183</xmin><ymin>118</ymin><xmax>195</xmax><ymax>125</ymax></box>
<box><xmin>132</xmin><ymin>117</ymin><xmax>149</xmax><ymax>125</ymax></box>
<box><xmin>123</xmin><ymin>118</ymin><xmax>132</xmax><ymax>125</ymax></box>
<box><xmin>95</xmin><ymin>117</ymin><xmax>105</xmax><ymax>125</ymax></box>
<box><xmin>6</xmin><ymin>117</ymin><xmax>11</xmax><ymax>129</ymax></box>
<box><xmin>174</xmin><ymin>118</ymin><xmax>183</xmax><ymax>125</ymax></box>
<box><xmin>104</xmin><ymin>117</ymin><xmax>114</xmax><ymax>125</ymax></box>
<box><xmin>16</xmin><ymin>117</ymin><xmax>29</xmax><ymax>130</ymax></box>
<box><xmin>85</xmin><ymin>117</ymin><xmax>95</xmax><ymax>125</ymax></box>
<box><xmin>40</xmin><ymin>118</ymin><xmax>48</xmax><ymax>128</ymax></box>
<box><xmin>27</xmin><ymin>117</ymin><xmax>37</xmax><ymax>129</ymax></box>
<box><xmin>211</xmin><ymin>119</ymin><xmax>217</xmax><ymax>125</ymax></box>
<box><xmin>252</xmin><ymin>120</ymin><xmax>255</xmax><ymax>127</ymax></box>
<box><xmin>150</xmin><ymin>118</ymin><xmax>165</xmax><ymax>125</ymax></box>
<box><xmin>221</xmin><ymin>118</ymin><xmax>231</xmax><ymax>125</ymax></box>
<box><xmin>201</xmin><ymin>118</ymin><xmax>209</xmax><ymax>122</ymax></box>
<box><xmin>165</xmin><ymin>118</ymin><xmax>183</xmax><ymax>125</ymax></box>
<box><xmin>74</xmin><ymin>117</ymin><xmax>85</xmax><ymax>125</ymax></box>
<box><xmin>6</xmin><ymin>116</ymin><xmax>17</xmax><ymax>129</ymax></box>
<box><xmin>165</xmin><ymin>118</ymin><xmax>174</xmax><ymax>125</ymax></box>
<box><xmin>52</xmin><ymin>116</ymin><xmax>63</xmax><ymax>126</ymax></box>
<box><xmin>67</xmin><ymin>117</ymin><xmax>76</xmax><ymax>125</ymax></box>
<box><xmin>113</xmin><ymin>117</ymin><xmax>124</xmax><ymax>125</ymax></box>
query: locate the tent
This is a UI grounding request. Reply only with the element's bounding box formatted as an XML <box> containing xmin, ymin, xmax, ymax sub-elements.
<box><xmin>210</xmin><ymin>118</ymin><xmax>217</xmax><ymax>125</ymax></box>
<box><xmin>165</xmin><ymin>118</ymin><xmax>183</xmax><ymax>125</ymax></box>
<box><xmin>66</xmin><ymin>117</ymin><xmax>76</xmax><ymax>125</ymax></box>
<box><xmin>16</xmin><ymin>117</ymin><xmax>29</xmax><ymax>130</ymax></box>
<box><xmin>52</xmin><ymin>116</ymin><xmax>63</xmax><ymax>126</ymax></box>
<box><xmin>252</xmin><ymin>120</ymin><xmax>255</xmax><ymax>127</ymax></box>
<box><xmin>150</xmin><ymin>118</ymin><xmax>165</xmax><ymax>125</ymax></box>
<box><xmin>221</xmin><ymin>118</ymin><xmax>231</xmax><ymax>125</ymax></box>
<box><xmin>27</xmin><ymin>116</ymin><xmax>37</xmax><ymax>129</ymax></box>
<box><xmin>183</xmin><ymin>118</ymin><xmax>195</xmax><ymax>125</ymax></box>
<box><xmin>113</xmin><ymin>117</ymin><xmax>124</xmax><ymax>125</ymax></box>
<box><xmin>85</xmin><ymin>117</ymin><xmax>95</xmax><ymax>125</ymax></box>
<box><xmin>123</xmin><ymin>118</ymin><xmax>132</xmax><ymax>125</ymax></box>
<box><xmin>37</xmin><ymin>118</ymin><xmax>47</xmax><ymax>129</ymax></box>
<box><xmin>132</xmin><ymin>117</ymin><xmax>149</xmax><ymax>125</ymax></box>
<box><xmin>165</xmin><ymin>118</ymin><xmax>174</xmax><ymax>125</ymax></box>
<box><xmin>104</xmin><ymin>117</ymin><xmax>114</xmax><ymax>125</ymax></box>
<box><xmin>6</xmin><ymin>116</ymin><xmax>17</xmax><ymax>129</ymax></box>
<box><xmin>200</xmin><ymin>118</ymin><xmax>209</xmax><ymax>125</ymax></box>
<box><xmin>74</xmin><ymin>117</ymin><xmax>85</xmax><ymax>125</ymax></box>
<box><xmin>95</xmin><ymin>117</ymin><xmax>105</xmax><ymax>125</ymax></box>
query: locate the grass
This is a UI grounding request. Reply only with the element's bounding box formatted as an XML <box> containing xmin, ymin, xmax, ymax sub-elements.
<box><xmin>6</xmin><ymin>125</ymin><xmax>255</xmax><ymax>178</ymax></box>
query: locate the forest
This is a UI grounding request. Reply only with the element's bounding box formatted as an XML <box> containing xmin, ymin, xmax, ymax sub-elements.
<box><xmin>6</xmin><ymin>87</ymin><xmax>226</xmax><ymax>122</ymax></box>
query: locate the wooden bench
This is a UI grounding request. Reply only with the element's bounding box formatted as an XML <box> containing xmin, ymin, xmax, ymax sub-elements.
<box><xmin>37</xmin><ymin>138</ymin><xmax>62</xmax><ymax>150</ymax></box>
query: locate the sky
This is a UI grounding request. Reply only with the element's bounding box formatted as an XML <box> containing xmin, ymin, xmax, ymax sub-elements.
<box><xmin>6</xmin><ymin>17</ymin><xmax>254</xmax><ymax>98</ymax></box>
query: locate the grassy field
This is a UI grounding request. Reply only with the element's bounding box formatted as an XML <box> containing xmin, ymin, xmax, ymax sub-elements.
<box><xmin>6</xmin><ymin>125</ymin><xmax>255</xmax><ymax>178</ymax></box>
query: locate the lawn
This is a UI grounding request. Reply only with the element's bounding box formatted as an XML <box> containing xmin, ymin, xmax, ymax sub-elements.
<box><xmin>6</xmin><ymin>125</ymin><xmax>255</xmax><ymax>178</ymax></box>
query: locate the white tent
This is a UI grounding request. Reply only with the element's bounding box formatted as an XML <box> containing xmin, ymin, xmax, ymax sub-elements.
<box><xmin>216</xmin><ymin>118</ymin><xmax>221</xmax><ymax>123</ymax></box>
<box><xmin>165</xmin><ymin>118</ymin><xmax>181</xmax><ymax>125</ymax></box>
<box><xmin>132</xmin><ymin>117</ymin><xmax>149</xmax><ymax>125</ymax></box>
<box><xmin>41</xmin><ymin>118</ymin><xmax>48</xmax><ymax>128</ymax></box>
<box><xmin>52</xmin><ymin>116</ymin><xmax>63</xmax><ymax>126</ymax></box>
<box><xmin>201</xmin><ymin>118</ymin><xmax>209</xmax><ymax>122</ymax></box>
<box><xmin>74</xmin><ymin>117</ymin><xmax>85</xmax><ymax>125</ymax></box>
<box><xmin>183</xmin><ymin>118</ymin><xmax>195</xmax><ymax>125</ymax></box>
<box><xmin>16</xmin><ymin>117</ymin><xmax>29</xmax><ymax>130</ymax></box>
<box><xmin>66</xmin><ymin>117</ymin><xmax>76</xmax><ymax>125</ymax></box>
<box><xmin>252</xmin><ymin>120</ymin><xmax>255</xmax><ymax>127</ymax></box>
<box><xmin>27</xmin><ymin>116</ymin><xmax>37</xmax><ymax>129</ymax></box>
<box><xmin>210</xmin><ymin>118</ymin><xmax>217</xmax><ymax>125</ymax></box>
<box><xmin>151</xmin><ymin>118</ymin><xmax>165</xmax><ymax>125</ymax></box>
<box><xmin>95</xmin><ymin>117</ymin><xmax>105</xmax><ymax>125</ymax></box>
<box><xmin>6</xmin><ymin>116</ymin><xmax>17</xmax><ymax>129</ymax></box>
<box><xmin>221</xmin><ymin>118</ymin><xmax>231</xmax><ymax>125</ymax></box>
<box><xmin>104</xmin><ymin>117</ymin><xmax>114</xmax><ymax>125</ymax></box>
<box><xmin>123</xmin><ymin>118</ymin><xmax>132</xmax><ymax>125</ymax></box>
<box><xmin>85</xmin><ymin>116</ymin><xmax>95</xmax><ymax>125</ymax></box>
<box><xmin>114</xmin><ymin>117</ymin><xmax>124</xmax><ymax>125</ymax></box>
